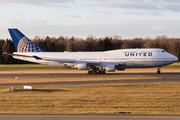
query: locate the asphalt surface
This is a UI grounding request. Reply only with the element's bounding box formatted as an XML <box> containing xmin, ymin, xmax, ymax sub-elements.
<box><xmin>0</xmin><ymin>72</ymin><xmax>180</xmax><ymax>78</ymax></box>
<box><xmin>0</xmin><ymin>72</ymin><xmax>180</xmax><ymax>86</ymax></box>
<box><xmin>0</xmin><ymin>115</ymin><xmax>180</xmax><ymax>120</ymax></box>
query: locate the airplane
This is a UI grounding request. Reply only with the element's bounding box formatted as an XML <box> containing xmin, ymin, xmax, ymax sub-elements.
<box><xmin>6</xmin><ymin>28</ymin><xmax>178</xmax><ymax>74</ymax></box>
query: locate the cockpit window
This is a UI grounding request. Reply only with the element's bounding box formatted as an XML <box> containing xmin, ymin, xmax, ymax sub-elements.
<box><xmin>162</xmin><ymin>50</ymin><xmax>166</xmax><ymax>52</ymax></box>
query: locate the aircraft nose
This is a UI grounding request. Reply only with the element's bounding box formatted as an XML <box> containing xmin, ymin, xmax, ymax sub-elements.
<box><xmin>175</xmin><ymin>56</ymin><xmax>178</xmax><ymax>61</ymax></box>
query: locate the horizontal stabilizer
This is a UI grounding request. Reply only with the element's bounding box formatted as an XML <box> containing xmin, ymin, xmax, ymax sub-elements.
<box><xmin>3</xmin><ymin>52</ymin><xmax>33</xmax><ymax>58</ymax></box>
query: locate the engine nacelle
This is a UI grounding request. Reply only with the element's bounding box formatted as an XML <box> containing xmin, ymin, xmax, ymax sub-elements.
<box><xmin>106</xmin><ymin>64</ymin><xmax>115</xmax><ymax>72</ymax></box>
<box><xmin>116</xmin><ymin>68</ymin><xmax>125</xmax><ymax>71</ymax></box>
<box><xmin>115</xmin><ymin>65</ymin><xmax>125</xmax><ymax>71</ymax></box>
<box><xmin>77</xmin><ymin>63</ymin><xmax>88</xmax><ymax>70</ymax></box>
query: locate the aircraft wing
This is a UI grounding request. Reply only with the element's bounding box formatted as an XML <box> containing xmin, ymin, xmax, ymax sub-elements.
<box><xmin>33</xmin><ymin>56</ymin><xmax>101</xmax><ymax>64</ymax></box>
<box><xmin>4</xmin><ymin>53</ymin><xmax>128</xmax><ymax>67</ymax></box>
<box><xmin>33</xmin><ymin>56</ymin><xmax>128</xmax><ymax>66</ymax></box>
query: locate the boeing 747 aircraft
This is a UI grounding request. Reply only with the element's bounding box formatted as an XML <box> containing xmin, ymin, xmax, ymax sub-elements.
<box><xmin>6</xmin><ymin>28</ymin><xmax>178</xmax><ymax>74</ymax></box>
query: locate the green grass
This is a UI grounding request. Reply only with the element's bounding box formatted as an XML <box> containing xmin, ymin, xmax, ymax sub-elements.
<box><xmin>0</xmin><ymin>82</ymin><xmax>180</xmax><ymax>115</ymax></box>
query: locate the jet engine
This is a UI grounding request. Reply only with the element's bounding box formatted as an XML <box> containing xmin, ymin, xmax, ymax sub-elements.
<box><xmin>106</xmin><ymin>64</ymin><xmax>115</xmax><ymax>72</ymax></box>
<box><xmin>77</xmin><ymin>63</ymin><xmax>88</xmax><ymax>70</ymax></box>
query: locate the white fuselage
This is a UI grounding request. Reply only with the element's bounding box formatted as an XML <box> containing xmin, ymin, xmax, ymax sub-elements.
<box><xmin>13</xmin><ymin>48</ymin><xmax>178</xmax><ymax>70</ymax></box>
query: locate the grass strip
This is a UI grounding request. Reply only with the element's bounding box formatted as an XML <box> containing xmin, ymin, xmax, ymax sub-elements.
<box><xmin>0</xmin><ymin>82</ymin><xmax>180</xmax><ymax>115</ymax></box>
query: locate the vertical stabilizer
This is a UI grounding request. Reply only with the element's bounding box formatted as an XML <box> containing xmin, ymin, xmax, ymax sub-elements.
<box><xmin>8</xmin><ymin>29</ymin><xmax>43</xmax><ymax>52</ymax></box>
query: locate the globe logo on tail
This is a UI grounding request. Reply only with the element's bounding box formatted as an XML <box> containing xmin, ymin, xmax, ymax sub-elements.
<box><xmin>17</xmin><ymin>37</ymin><xmax>43</xmax><ymax>52</ymax></box>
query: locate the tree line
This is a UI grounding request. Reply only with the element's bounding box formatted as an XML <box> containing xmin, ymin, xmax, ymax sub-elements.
<box><xmin>0</xmin><ymin>35</ymin><xmax>180</xmax><ymax>64</ymax></box>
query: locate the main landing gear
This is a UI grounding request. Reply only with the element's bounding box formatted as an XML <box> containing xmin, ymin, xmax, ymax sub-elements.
<box><xmin>88</xmin><ymin>69</ymin><xmax>106</xmax><ymax>75</ymax></box>
<box><xmin>157</xmin><ymin>67</ymin><xmax>161</xmax><ymax>74</ymax></box>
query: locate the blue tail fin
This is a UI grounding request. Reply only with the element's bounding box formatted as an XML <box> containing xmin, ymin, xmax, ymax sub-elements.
<box><xmin>8</xmin><ymin>28</ymin><xmax>44</xmax><ymax>52</ymax></box>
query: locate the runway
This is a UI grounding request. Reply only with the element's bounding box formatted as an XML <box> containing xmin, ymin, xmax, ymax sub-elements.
<box><xmin>0</xmin><ymin>115</ymin><xmax>180</xmax><ymax>120</ymax></box>
<box><xmin>0</xmin><ymin>72</ymin><xmax>180</xmax><ymax>78</ymax></box>
<box><xmin>0</xmin><ymin>72</ymin><xmax>180</xmax><ymax>86</ymax></box>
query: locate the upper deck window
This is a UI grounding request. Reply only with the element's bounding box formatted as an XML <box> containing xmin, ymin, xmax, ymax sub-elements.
<box><xmin>162</xmin><ymin>50</ymin><xmax>166</xmax><ymax>52</ymax></box>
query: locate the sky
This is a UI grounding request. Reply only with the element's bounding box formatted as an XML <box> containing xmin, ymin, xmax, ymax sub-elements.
<box><xmin>0</xmin><ymin>0</ymin><xmax>180</xmax><ymax>39</ymax></box>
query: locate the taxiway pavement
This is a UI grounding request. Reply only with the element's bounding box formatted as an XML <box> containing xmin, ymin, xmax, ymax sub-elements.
<box><xmin>0</xmin><ymin>72</ymin><xmax>179</xmax><ymax>86</ymax></box>
<box><xmin>0</xmin><ymin>115</ymin><xmax>180</xmax><ymax>120</ymax></box>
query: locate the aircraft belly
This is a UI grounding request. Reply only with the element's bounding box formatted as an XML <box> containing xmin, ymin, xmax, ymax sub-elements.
<box><xmin>124</xmin><ymin>61</ymin><xmax>175</xmax><ymax>68</ymax></box>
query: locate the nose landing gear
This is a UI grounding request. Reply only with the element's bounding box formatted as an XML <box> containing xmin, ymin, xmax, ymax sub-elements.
<box><xmin>157</xmin><ymin>67</ymin><xmax>161</xmax><ymax>74</ymax></box>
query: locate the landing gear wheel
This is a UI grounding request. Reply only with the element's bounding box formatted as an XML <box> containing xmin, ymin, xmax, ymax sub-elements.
<box><xmin>87</xmin><ymin>69</ymin><xmax>106</xmax><ymax>75</ymax></box>
<box><xmin>157</xmin><ymin>67</ymin><xmax>161</xmax><ymax>74</ymax></box>
<box><xmin>97</xmin><ymin>71</ymin><xmax>100</xmax><ymax>75</ymax></box>
<box><xmin>88</xmin><ymin>71</ymin><xmax>92</xmax><ymax>74</ymax></box>
<box><xmin>93</xmin><ymin>71</ymin><xmax>97</xmax><ymax>75</ymax></box>
<box><xmin>157</xmin><ymin>70</ymin><xmax>160</xmax><ymax>74</ymax></box>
